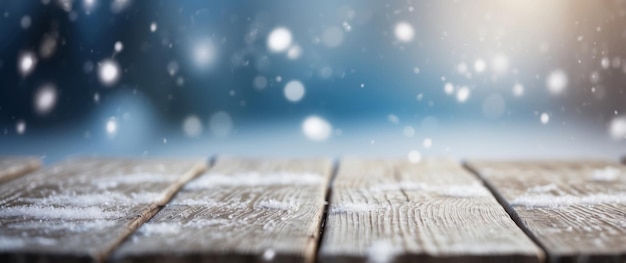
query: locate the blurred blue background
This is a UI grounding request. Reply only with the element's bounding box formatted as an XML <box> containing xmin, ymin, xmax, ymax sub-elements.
<box><xmin>0</xmin><ymin>0</ymin><xmax>625</xmax><ymax>163</ymax></box>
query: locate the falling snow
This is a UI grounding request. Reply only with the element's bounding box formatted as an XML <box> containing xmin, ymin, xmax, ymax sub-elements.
<box><xmin>34</xmin><ymin>84</ymin><xmax>57</xmax><ymax>115</ymax></box>
<box><xmin>284</xmin><ymin>80</ymin><xmax>306</xmax><ymax>103</ymax></box>
<box><xmin>546</xmin><ymin>69</ymin><xmax>568</xmax><ymax>95</ymax></box>
<box><xmin>302</xmin><ymin>115</ymin><xmax>332</xmax><ymax>141</ymax></box>
<box><xmin>394</xmin><ymin>22</ymin><xmax>414</xmax><ymax>42</ymax></box>
<box><xmin>456</xmin><ymin>86</ymin><xmax>470</xmax><ymax>103</ymax></box>
<box><xmin>267</xmin><ymin>27</ymin><xmax>292</xmax><ymax>53</ymax></box>
<box><xmin>98</xmin><ymin>59</ymin><xmax>120</xmax><ymax>86</ymax></box>
<box><xmin>18</xmin><ymin>52</ymin><xmax>36</xmax><ymax>76</ymax></box>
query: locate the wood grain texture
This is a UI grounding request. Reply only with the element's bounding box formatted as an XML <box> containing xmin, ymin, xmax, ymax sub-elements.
<box><xmin>319</xmin><ymin>158</ymin><xmax>542</xmax><ymax>263</ymax></box>
<box><xmin>0</xmin><ymin>157</ymin><xmax>207</xmax><ymax>263</ymax></box>
<box><xmin>112</xmin><ymin>157</ymin><xmax>333</xmax><ymax>263</ymax></box>
<box><xmin>0</xmin><ymin>157</ymin><xmax>41</xmax><ymax>184</ymax></box>
<box><xmin>467</xmin><ymin>160</ymin><xmax>626</xmax><ymax>262</ymax></box>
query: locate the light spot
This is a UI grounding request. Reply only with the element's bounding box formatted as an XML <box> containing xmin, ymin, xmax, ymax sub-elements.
<box><xmin>191</xmin><ymin>40</ymin><xmax>217</xmax><ymax>67</ymax></box>
<box><xmin>609</xmin><ymin>116</ymin><xmax>626</xmax><ymax>140</ymax></box>
<box><xmin>182</xmin><ymin>115</ymin><xmax>203</xmax><ymax>138</ymax></box>
<box><xmin>474</xmin><ymin>59</ymin><xmax>486</xmax><ymax>73</ymax></box>
<box><xmin>456</xmin><ymin>86</ymin><xmax>470</xmax><ymax>103</ymax></box>
<box><xmin>302</xmin><ymin>116</ymin><xmax>332</xmax><ymax>142</ymax></box>
<box><xmin>16</xmin><ymin>120</ymin><xmax>26</xmax><ymax>135</ymax></box>
<box><xmin>443</xmin><ymin>82</ymin><xmax>454</xmax><ymax>95</ymax></box>
<box><xmin>253</xmin><ymin>75</ymin><xmax>268</xmax><ymax>90</ymax></box>
<box><xmin>513</xmin><ymin>83</ymin><xmax>524</xmax><ymax>97</ymax></box>
<box><xmin>34</xmin><ymin>84</ymin><xmax>57</xmax><ymax>115</ymax></box>
<box><xmin>287</xmin><ymin>45</ymin><xmax>302</xmax><ymax>60</ymax></box>
<box><xmin>262</xmin><ymin>249</ymin><xmax>276</xmax><ymax>261</ymax></box>
<box><xmin>482</xmin><ymin>94</ymin><xmax>506</xmax><ymax>119</ymax></box>
<box><xmin>209</xmin><ymin>111</ymin><xmax>233</xmax><ymax>137</ymax></box>
<box><xmin>491</xmin><ymin>54</ymin><xmax>509</xmax><ymax>74</ymax></box>
<box><xmin>601</xmin><ymin>57</ymin><xmax>610</xmax><ymax>69</ymax></box>
<box><xmin>39</xmin><ymin>35</ymin><xmax>58</xmax><ymax>58</ymax></box>
<box><xmin>457</xmin><ymin>63</ymin><xmax>468</xmax><ymax>74</ymax></box>
<box><xmin>267</xmin><ymin>27</ymin><xmax>292</xmax><ymax>53</ymax></box>
<box><xmin>394</xmin><ymin>22</ymin><xmax>414</xmax><ymax>42</ymax></box>
<box><xmin>106</xmin><ymin>117</ymin><xmax>118</xmax><ymax>137</ymax></box>
<box><xmin>540</xmin><ymin>113</ymin><xmax>550</xmax><ymax>124</ymax></box>
<box><xmin>111</xmin><ymin>0</ymin><xmax>130</xmax><ymax>13</ymax></box>
<box><xmin>18</xmin><ymin>52</ymin><xmax>37</xmax><ymax>77</ymax></box>
<box><xmin>98</xmin><ymin>59</ymin><xmax>120</xmax><ymax>86</ymax></box>
<box><xmin>319</xmin><ymin>67</ymin><xmax>333</xmax><ymax>79</ymax></box>
<box><xmin>84</xmin><ymin>0</ymin><xmax>96</xmax><ymax>11</ymax></box>
<box><xmin>166</xmin><ymin>61</ymin><xmax>178</xmax><ymax>76</ymax></box>
<box><xmin>284</xmin><ymin>80</ymin><xmax>305</xmax><ymax>103</ymax></box>
<box><xmin>20</xmin><ymin>15</ymin><xmax>31</xmax><ymax>29</ymax></box>
<box><xmin>387</xmin><ymin>114</ymin><xmax>399</xmax><ymax>124</ymax></box>
<box><xmin>546</xmin><ymin>69</ymin><xmax>568</xmax><ymax>95</ymax></box>
<box><xmin>150</xmin><ymin>22</ymin><xmax>157</xmax><ymax>32</ymax></box>
<box><xmin>114</xmin><ymin>41</ymin><xmax>123</xmax><ymax>53</ymax></box>
<box><xmin>407</xmin><ymin>150</ymin><xmax>421</xmax><ymax>163</ymax></box>
<box><xmin>321</xmin><ymin>26</ymin><xmax>344</xmax><ymax>48</ymax></box>
<box><xmin>423</xmin><ymin>138</ymin><xmax>432</xmax><ymax>149</ymax></box>
<box><xmin>403</xmin><ymin>126</ymin><xmax>414</xmax><ymax>138</ymax></box>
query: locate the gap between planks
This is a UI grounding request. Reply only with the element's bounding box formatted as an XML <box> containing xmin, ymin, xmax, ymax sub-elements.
<box><xmin>0</xmin><ymin>157</ymin><xmax>208</xmax><ymax>263</ymax></box>
<box><xmin>314</xmin><ymin>159</ymin><xmax>340</xmax><ymax>263</ymax></box>
<box><xmin>462</xmin><ymin>162</ymin><xmax>550</xmax><ymax>262</ymax></box>
<box><xmin>465</xmin><ymin>160</ymin><xmax>626</xmax><ymax>262</ymax></box>
<box><xmin>112</xmin><ymin>157</ymin><xmax>334</xmax><ymax>263</ymax></box>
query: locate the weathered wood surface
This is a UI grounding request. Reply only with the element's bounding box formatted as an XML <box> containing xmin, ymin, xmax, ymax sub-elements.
<box><xmin>0</xmin><ymin>157</ymin><xmax>41</xmax><ymax>184</ymax></box>
<box><xmin>467</xmin><ymin>160</ymin><xmax>626</xmax><ymax>262</ymax></box>
<box><xmin>113</xmin><ymin>157</ymin><xmax>333</xmax><ymax>263</ymax></box>
<box><xmin>0</xmin><ymin>157</ymin><xmax>207</xmax><ymax>262</ymax></box>
<box><xmin>319</xmin><ymin>158</ymin><xmax>542</xmax><ymax>263</ymax></box>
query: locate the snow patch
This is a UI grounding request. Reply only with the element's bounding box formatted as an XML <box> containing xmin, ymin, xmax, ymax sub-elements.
<box><xmin>329</xmin><ymin>203</ymin><xmax>389</xmax><ymax>214</ymax></box>
<box><xmin>368</xmin><ymin>182</ymin><xmax>490</xmax><ymax>197</ymax></box>
<box><xmin>0</xmin><ymin>236</ymin><xmax>57</xmax><ymax>250</ymax></box>
<box><xmin>139</xmin><ymin>222</ymin><xmax>182</xmax><ymax>235</ymax></box>
<box><xmin>93</xmin><ymin>173</ymin><xmax>177</xmax><ymax>188</ymax></box>
<box><xmin>0</xmin><ymin>205</ymin><xmax>122</xmax><ymax>219</ymax></box>
<box><xmin>8</xmin><ymin>220</ymin><xmax>116</xmax><ymax>232</ymax></box>
<box><xmin>20</xmin><ymin>192</ymin><xmax>162</xmax><ymax>206</ymax></box>
<box><xmin>527</xmin><ymin>184</ymin><xmax>559</xmax><ymax>193</ymax></box>
<box><xmin>591</xmin><ymin>166</ymin><xmax>621</xmax><ymax>182</ymax></box>
<box><xmin>185</xmin><ymin>172</ymin><xmax>323</xmax><ymax>189</ymax></box>
<box><xmin>137</xmin><ymin>219</ymin><xmax>236</xmax><ymax>236</ymax></box>
<box><xmin>256</xmin><ymin>200</ymin><xmax>300</xmax><ymax>211</ymax></box>
<box><xmin>511</xmin><ymin>193</ymin><xmax>626</xmax><ymax>207</ymax></box>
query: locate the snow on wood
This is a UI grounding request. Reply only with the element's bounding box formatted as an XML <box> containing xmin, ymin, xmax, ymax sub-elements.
<box><xmin>591</xmin><ymin>166</ymin><xmax>621</xmax><ymax>182</ymax></box>
<box><xmin>366</xmin><ymin>182</ymin><xmax>490</xmax><ymax>197</ymax></box>
<box><xmin>0</xmin><ymin>157</ymin><xmax>206</xmax><ymax>262</ymax></box>
<box><xmin>468</xmin><ymin>160</ymin><xmax>626</xmax><ymax>261</ymax></box>
<box><xmin>319</xmin><ymin>158</ymin><xmax>542</xmax><ymax>262</ymax></box>
<box><xmin>183</xmin><ymin>171</ymin><xmax>324</xmax><ymax>189</ymax></box>
<box><xmin>0</xmin><ymin>156</ymin><xmax>40</xmax><ymax>184</ymax></box>
<box><xmin>113</xmin><ymin>157</ymin><xmax>332</xmax><ymax>263</ymax></box>
<box><xmin>0</xmin><ymin>205</ymin><xmax>123</xmax><ymax>219</ymax></box>
<box><xmin>511</xmin><ymin>193</ymin><xmax>626</xmax><ymax>207</ymax></box>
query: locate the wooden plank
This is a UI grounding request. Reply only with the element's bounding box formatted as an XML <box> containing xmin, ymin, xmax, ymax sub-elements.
<box><xmin>0</xmin><ymin>157</ymin><xmax>41</xmax><ymax>184</ymax></box>
<box><xmin>112</xmin><ymin>157</ymin><xmax>333</xmax><ymax>263</ymax></box>
<box><xmin>467</xmin><ymin>160</ymin><xmax>626</xmax><ymax>262</ymax></box>
<box><xmin>319</xmin><ymin>158</ymin><xmax>542</xmax><ymax>263</ymax></box>
<box><xmin>0</xmin><ymin>157</ymin><xmax>206</xmax><ymax>262</ymax></box>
